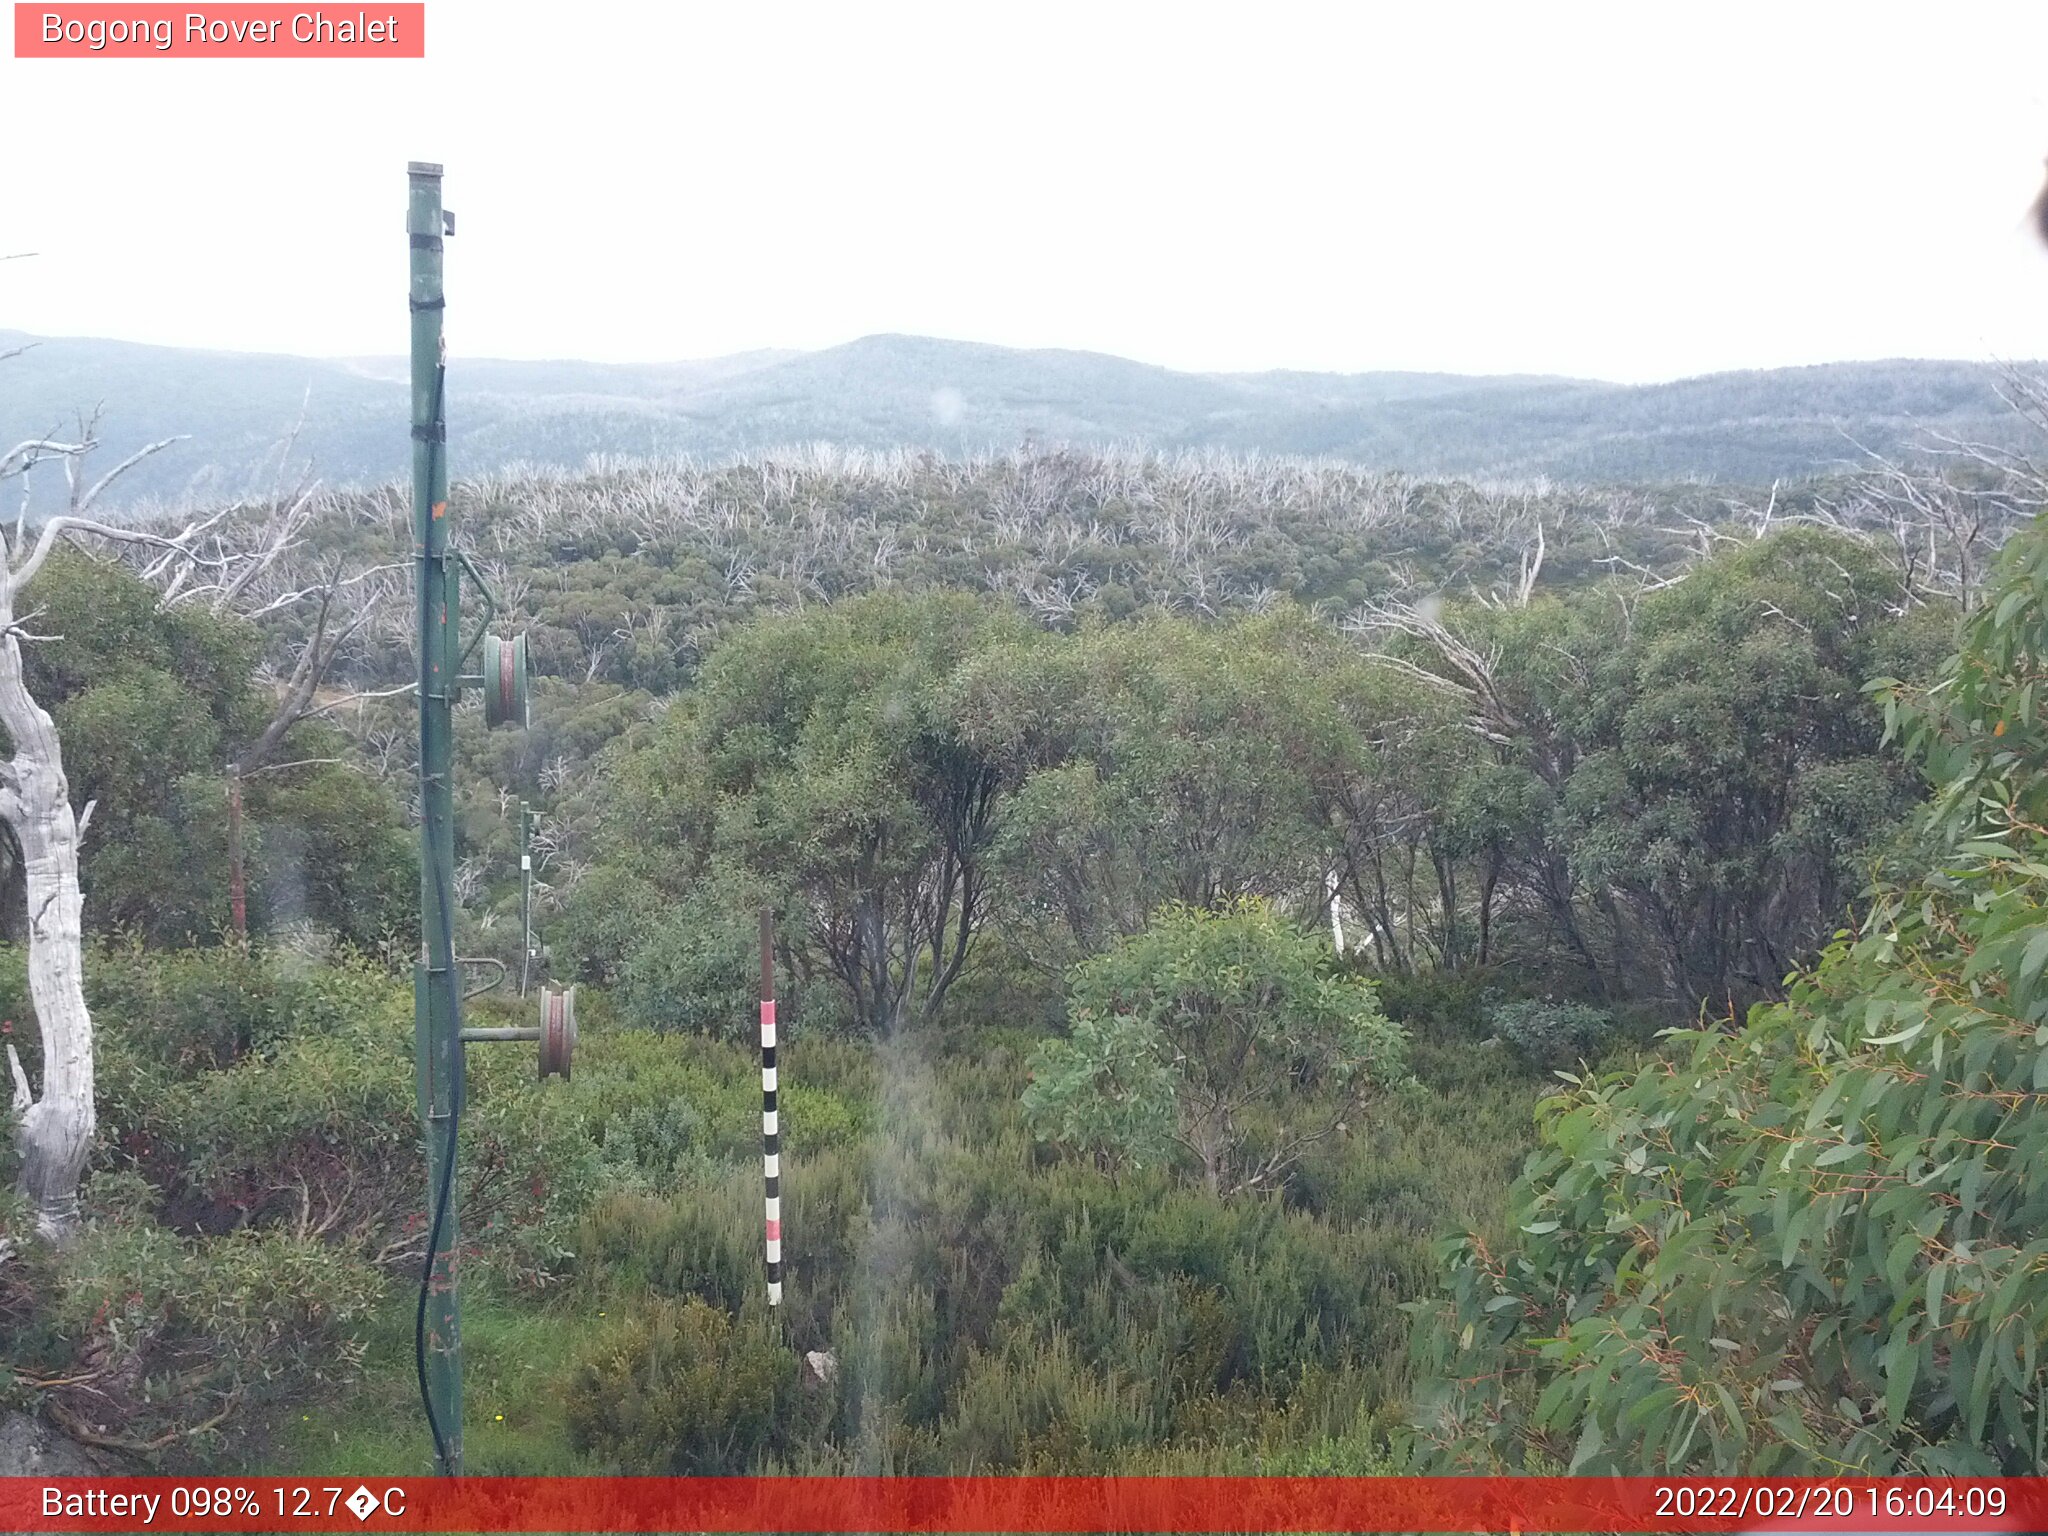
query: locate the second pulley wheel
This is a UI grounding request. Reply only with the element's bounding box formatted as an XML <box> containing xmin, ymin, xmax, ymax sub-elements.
<box><xmin>483</xmin><ymin>631</ymin><xmax>529</xmax><ymax>728</ymax></box>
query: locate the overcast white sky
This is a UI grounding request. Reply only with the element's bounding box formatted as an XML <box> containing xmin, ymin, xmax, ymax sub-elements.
<box><xmin>5</xmin><ymin>1</ymin><xmax>2048</xmax><ymax>382</ymax></box>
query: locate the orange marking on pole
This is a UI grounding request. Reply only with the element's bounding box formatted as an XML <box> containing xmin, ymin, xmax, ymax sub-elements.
<box><xmin>432</xmin><ymin>501</ymin><xmax>447</xmax><ymax>519</ymax></box>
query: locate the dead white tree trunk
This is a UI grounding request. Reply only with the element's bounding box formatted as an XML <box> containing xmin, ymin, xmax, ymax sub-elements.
<box><xmin>0</xmin><ymin>587</ymin><xmax>94</xmax><ymax>1238</ymax></box>
<box><xmin>0</xmin><ymin>419</ymin><xmax>206</xmax><ymax>1239</ymax></box>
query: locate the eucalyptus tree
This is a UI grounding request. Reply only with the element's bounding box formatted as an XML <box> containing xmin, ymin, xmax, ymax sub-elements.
<box><xmin>1355</xmin><ymin>528</ymin><xmax>1940</xmax><ymax>1004</ymax></box>
<box><xmin>1412</xmin><ymin>505</ymin><xmax>2048</xmax><ymax>1475</ymax></box>
<box><xmin>1021</xmin><ymin>899</ymin><xmax>1410</xmax><ymax>1196</ymax></box>
<box><xmin>962</xmin><ymin>609</ymin><xmax>1459</xmax><ymax>975</ymax></box>
<box><xmin>607</xmin><ymin>589</ymin><xmax>1038</xmax><ymax>1036</ymax></box>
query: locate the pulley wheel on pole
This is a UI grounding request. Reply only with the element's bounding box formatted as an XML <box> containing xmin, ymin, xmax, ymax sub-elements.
<box><xmin>483</xmin><ymin>631</ymin><xmax>530</xmax><ymax>728</ymax></box>
<box><xmin>537</xmin><ymin>985</ymin><xmax>576</xmax><ymax>1080</ymax></box>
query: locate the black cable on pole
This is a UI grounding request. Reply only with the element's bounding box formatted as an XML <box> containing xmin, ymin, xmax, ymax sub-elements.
<box><xmin>413</xmin><ymin>359</ymin><xmax>460</xmax><ymax>1475</ymax></box>
<box><xmin>416</xmin><ymin>1030</ymin><xmax>459</xmax><ymax>1470</ymax></box>
<box><xmin>416</xmin><ymin>867</ymin><xmax>461</xmax><ymax>1471</ymax></box>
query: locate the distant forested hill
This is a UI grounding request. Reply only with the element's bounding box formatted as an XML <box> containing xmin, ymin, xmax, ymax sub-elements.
<box><xmin>0</xmin><ymin>328</ymin><xmax>2039</xmax><ymax>505</ymax></box>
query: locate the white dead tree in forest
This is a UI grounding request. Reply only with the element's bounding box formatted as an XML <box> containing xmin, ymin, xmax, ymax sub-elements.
<box><xmin>1814</xmin><ymin>409</ymin><xmax>2046</xmax><ymax>611</ymax></box>
<box><xmin>0</xmin><ymin>421</ymin><xmax>218</xmax><ymax>1239</ymax></box>
<box><xmin>1342</xmin><ymin>599</ymin><xmax>1525</xmax><ymax>749</ymax></box>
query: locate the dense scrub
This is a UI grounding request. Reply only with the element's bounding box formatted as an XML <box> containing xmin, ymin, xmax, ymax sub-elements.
<box><xmin>0</xmin><ymin>551</ymin><xmax>415</xmax><ymax>949</ymax></box>
<box><xmin>3</xmin><ymin>931</ymin><xmax>1538</xmax><ymax>1471</ymax></box>
<box><xmin>2</xmin><ymin>446</ymin><xmax>2035</xmax><ymax>1472</ymax></box>
<box><xmin>563</xmin><ymin>529</ymin><xmax>1940</xmax><ymax>1028</ymax></box>
<box><xmin>301</xmin><ymin>447</ymin><xmax>2011</xmax><ymax>701</ymax></box>
<box><xmin>1413</xmin><ymin>511</ymin><xmax>2048</xmax><ymax>1474</ymax></box>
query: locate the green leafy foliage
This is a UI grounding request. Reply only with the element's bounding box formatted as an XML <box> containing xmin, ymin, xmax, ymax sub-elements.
<box><xmin>966</xmin><ymin>612</ymin><xmax>1454</xmax><ymax>972</ymax></box>
<box><xmin>563</xmin><ymin>1297</ymin><xmax>807</xmax><ymax>1472</ymax></box>
<box><xmin>1487</xmin><ymin>1000</ymin><xmax>1618</xmax><ymax>1070</ymax></box>
<box><xmin>0</xmin><ymin>1180</ymin><xmax>381</xmax><ymax>1457</ymax></box>
<box><xmin>532</xmin><ymin>957</ymin><xmax>1537</xmax><ymax>1475</ymax></box>
<box><xmin>4</xmin><ymin>441</ymin><xmax>1999</xmax><ymax>1475</ymax></box>
<box><xmin>0</xmin><ymin>944</ymin><xmax>602</xmax><ymax>1288</ymax></box>
<box><xmin>609</xmin><ymin>860</ymin><xmax>849</xmax><ymax>1040</ymax></box>
<box><xmin>602</xmin><ymin>590</ymin><xmax>1038</xmax><ymax>1035</ymax></box>
<box><xmin>1024</xmin><ymin>901</ymin><xmax>1410</xmax><ymax>1196</ymax></box>
<box><xmin>1018</xmin><ymin>1008</ymin><xmax>1178</xmax><ymax>1175</ymax></box>
<box><xmin>1413</xmin><ymin>513</ymin><xmax>2048</xmax><ymax>1475</ymax></box>
<box><xmin>242</xmin><ymin>752</ymin><xmax>415</xmax><ymax>950</ymax></box>
<box><xmin>1447</xmin><ymin>528</ymin><xmax>1929</xmax><ymax>1007</ymax></box>
<box><xmin>12</xmin><ymin>551</ymin><xmax>255</xmax><ymax>940</ymax></box>
<box><xmin>0</xmin><ymin>552</ymin><xmax>414</xmax><ymax>947</ymax></box>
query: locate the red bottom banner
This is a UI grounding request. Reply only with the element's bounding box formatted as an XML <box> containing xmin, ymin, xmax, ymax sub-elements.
<box><xmin>4</xmin><ymin>1476</ymin><xmax>2046</xmax><ymax>1534</ymax></box>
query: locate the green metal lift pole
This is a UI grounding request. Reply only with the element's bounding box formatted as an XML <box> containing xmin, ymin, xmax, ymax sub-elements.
<box><xmin>408</xmin><ymin>159</ymin><xmax>463</xmax><ymax>1476</ymax></box>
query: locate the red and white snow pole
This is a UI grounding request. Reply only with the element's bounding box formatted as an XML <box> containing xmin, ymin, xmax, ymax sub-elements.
<box><xmin>760</xmin><ymin>907</ymin><xmax>782</xmax><ymax>1308</ymax></box>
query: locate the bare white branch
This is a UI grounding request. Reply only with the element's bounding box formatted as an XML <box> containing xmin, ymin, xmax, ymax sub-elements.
<box><xmin>71</xmin><ymin>436</ymin><xmax>187</xmax><ymax>517</ymax></box>
<box><xmin>7</xmin><ymin>1042</ymin><xmax>30</xmax><ymax>1115</ymax></box>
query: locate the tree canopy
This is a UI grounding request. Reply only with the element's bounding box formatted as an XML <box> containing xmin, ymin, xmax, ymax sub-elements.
<box><xmin>0</xmin><ymin>553</ymin><xmax>412</xmax><ymax>947</ymax></box>
<box><xmin>1023</xmin><ymin>899</ymin><xmax>1410</xmax><ymax>1196</ymax></box>
<box><xmin>1411</xmin><ymin>513</ymin><xmax>2048</xmax><ymax>1475</ymax></box>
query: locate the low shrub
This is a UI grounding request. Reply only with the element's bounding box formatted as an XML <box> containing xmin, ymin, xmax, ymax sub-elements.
<box><xmin>70</xmin><ymin>945</ymin><xmax>601</xmax><ymax>1288</ymax></box>
<box><xmin>1367</xmin><ymin>969</ymin><xmax>1499</xmax><ymax>1044</ymax></box>
<box><xmin>2</xmin><ymin>1200</ymin><xmax>380</xmax><ymax>1460</ymax></box>
<box><xmin>562</xmin><ymin>1296</ymin><xmax>808</xmax><ymax>1472</ymax></box>
<box><xmin>1486</xmin><ymin>998</ymin><xmax>1617</xmax><ymax>1069</ymax></box>
<box><xmin>576</xmin><ymin>1025</ymin><xmax>871</xmax><ymax>1174</ymax></box>
<box><xmin>938</xmin><ymin>1329</ymin><xmax>1157</xmax><ymax>1471</ymax></box>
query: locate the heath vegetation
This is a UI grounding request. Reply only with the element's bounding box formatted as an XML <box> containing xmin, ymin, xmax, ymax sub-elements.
<box><xmin>3</xmin><ymin>426</ymin><xmax>2046</xmax><ymax>1475</ymax></box>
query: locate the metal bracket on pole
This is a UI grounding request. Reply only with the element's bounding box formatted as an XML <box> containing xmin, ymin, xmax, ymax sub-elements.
<box><xmin>458</xmin><ymin>956</ymin><xmax>508</xmax><ymax>1001</ymax></box>
<box><xmin>451</xmin><ymin>547</ymin><xmax>498</xmax><ymax>680</ymax></box>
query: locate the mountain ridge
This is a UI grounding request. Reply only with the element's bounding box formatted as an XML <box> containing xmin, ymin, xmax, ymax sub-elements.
<box><xmin>1</xmin><ymin>328</ymin><xmax>2039</xmax><ymax>505</ymax></box>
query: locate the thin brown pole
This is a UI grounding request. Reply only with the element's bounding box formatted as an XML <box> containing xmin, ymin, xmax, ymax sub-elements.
<box><xmin>227</xmin><ymin>764</ymin><xmax>247</xmax><ymax>937</ymax></box>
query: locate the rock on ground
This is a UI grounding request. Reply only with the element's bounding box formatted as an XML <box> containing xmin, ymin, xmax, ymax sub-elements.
<box><xmin>0</xmin><ymin>1410</ymin><xmax>111</xmax><ymax>1475</ymax></box>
